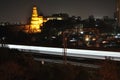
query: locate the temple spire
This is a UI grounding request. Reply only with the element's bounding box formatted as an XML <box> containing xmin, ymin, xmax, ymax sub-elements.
<box><xmin>24</xmin><ymin>4</ymin><xmax>47</xmax><ymax>33</ymax></box>
<box><xmin>29</xmin><ymin>5</ymin><xmax>41</xmax><ymax>33</ymax></box>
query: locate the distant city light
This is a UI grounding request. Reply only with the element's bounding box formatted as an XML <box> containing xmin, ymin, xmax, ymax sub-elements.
<box><xmin>80</xmin><ymin>31</ymin><xmax>84</xmax><ymax>34</ymax></box>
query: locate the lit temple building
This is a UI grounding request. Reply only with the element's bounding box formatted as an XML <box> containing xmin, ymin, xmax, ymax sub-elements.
<box><xmin>25</xmin><ymin>5</ymin><xmax>47</xmax><ymax>33</ymax></box>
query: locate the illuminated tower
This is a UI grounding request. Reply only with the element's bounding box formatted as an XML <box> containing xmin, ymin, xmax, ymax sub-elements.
<box><xmin>29</xmin><ymin>5</ymin><xmax>43</xmax><ymax>33</ymax></box>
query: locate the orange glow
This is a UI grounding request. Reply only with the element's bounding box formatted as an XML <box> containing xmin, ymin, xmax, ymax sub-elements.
<box><xmin>28</xmin><ymin>5</ymin><xmax>47</xmax><ymax>33</ymax></box>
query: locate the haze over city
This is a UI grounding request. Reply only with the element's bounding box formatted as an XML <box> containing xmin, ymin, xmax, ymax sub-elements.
<box><xmin>0</xmin><ymin>0</ymin><xmax>115</xmax><ymax>23</ymax></box>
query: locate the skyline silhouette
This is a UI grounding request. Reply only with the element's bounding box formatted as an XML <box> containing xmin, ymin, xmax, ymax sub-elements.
<box><xmin>0</xmin><ymin>0</ymin><xmax>115</xmax><ymax>23</ymax></box>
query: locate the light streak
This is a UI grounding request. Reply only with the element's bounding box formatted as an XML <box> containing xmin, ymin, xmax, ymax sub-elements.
<box><xmin>7</xmin><ymin>44</ymin><xmax>120</xmax><ymax>61</ymax></box>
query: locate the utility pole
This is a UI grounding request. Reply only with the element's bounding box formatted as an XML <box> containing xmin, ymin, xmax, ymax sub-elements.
<box><xmin>114</xmin><ymin>0</ymin><xmax>120</xmax><ymax>35</ymax></box>
<box><xmin>116</xmin><ymin>0</ymin><xmax>120</xmax><ymax>25</ymax></box>
<box><xmin>63</xmin><ymin>31</ymin><xmax>67</xmax><ymax>64</ymax></box>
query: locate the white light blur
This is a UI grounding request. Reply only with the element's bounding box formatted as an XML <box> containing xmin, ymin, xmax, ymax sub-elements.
<box><xmin>80</xmin><ymin>31</ymin><xmax>84</xmax><ymax>34</ymax></box>
<box><xmin>7</xmin><ymin>44</ymin><xmax>120</xmax><ymax>61</ymax></box>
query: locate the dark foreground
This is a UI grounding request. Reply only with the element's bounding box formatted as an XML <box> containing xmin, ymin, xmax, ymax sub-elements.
<box><xmin>0</xmin><ymin>47</ymin><xmax>120</xmax><ymax>80</ymax></box>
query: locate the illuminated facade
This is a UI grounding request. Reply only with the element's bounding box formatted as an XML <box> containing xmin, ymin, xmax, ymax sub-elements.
<box><xmin>28</xmin><ymin>5</ymin><xmax>47</xmax><ymax>33</ymax></box>
<box><xmin>47</xmin><ymin>17</ymin><xmax>63</xmax><ymax>20</ymax></box>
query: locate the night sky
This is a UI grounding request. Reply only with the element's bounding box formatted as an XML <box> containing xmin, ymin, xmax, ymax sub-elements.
<box><xmin>0</xmin><ymin>0</ymin><xmax>115</xmax><ymax>24</ymax></box>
